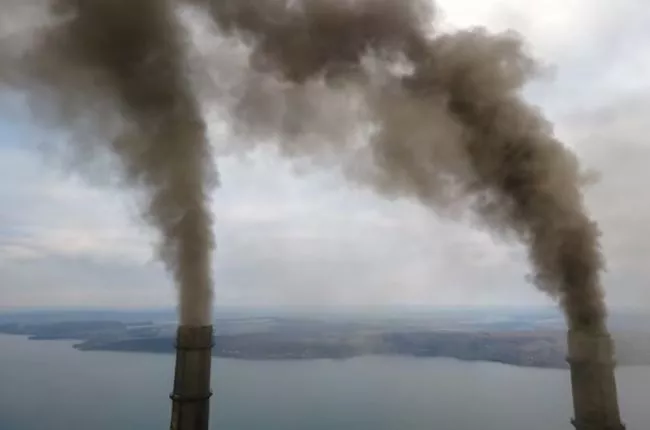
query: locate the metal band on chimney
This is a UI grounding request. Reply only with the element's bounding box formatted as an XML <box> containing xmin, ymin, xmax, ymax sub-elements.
<box><xmin>174</xmin><ymin>344</ymin><xmax>214</xmax><ymax>351</ymax></box>
<box><xmin>169</xmin><ymin>392</ymin><xmax>213</xmax><ymax>402</ymax></box>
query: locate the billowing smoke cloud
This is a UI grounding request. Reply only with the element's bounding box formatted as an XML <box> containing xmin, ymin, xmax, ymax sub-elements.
<box><xmin>190</xmin><ymin>0</ymin><xmax>606</xmax><ymax>332</ymax></box>
<box><xmin>0</xmin><ymin>0</ymin><xmax>608</xmax><ymax>333</ymax></box>
<box><xmin>0</xmin><ymin>0</ymin><xmax>216</xmax><ymax>327</ymax></box>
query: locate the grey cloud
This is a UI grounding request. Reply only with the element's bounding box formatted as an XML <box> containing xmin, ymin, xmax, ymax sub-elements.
<box><xmin>553</xmin><ymin>95</ymin><xmax>650</xmax><ymax>306</ymax></box>
<box><xmin>212</xmin><ymin>217</ymin><xmax>532</xmax><ymax>307</ymax></box>
<box><xmin>510</xmin><ymin>0</ymin><xmax>650</xmax><ymax>116</ymax></box>
<box><xmin>0</xmin><ymin>253</ymin><xmax>171</xmax><ymax>308</ymax></box>
<box><xmin>208</xmin><ymin>158</ymin><xmax>534</xmax><ymax>308</ymax></box>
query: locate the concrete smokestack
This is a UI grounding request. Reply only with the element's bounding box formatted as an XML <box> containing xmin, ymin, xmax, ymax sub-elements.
<box><xmin>567</xmin><ymin>329</ymin><xmax>625</xmax><ymax>430</ymax></box>
<box><xmin>170</xmin><ymin>325</ymin><xmax>214</xmax><ymax>430</ymax></box>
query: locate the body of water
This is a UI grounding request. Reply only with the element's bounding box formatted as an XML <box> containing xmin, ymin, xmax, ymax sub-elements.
<box><xmin>0</xmin><ymin>334</ymin><xmax>647</xmax><ymax>430</ymax></box>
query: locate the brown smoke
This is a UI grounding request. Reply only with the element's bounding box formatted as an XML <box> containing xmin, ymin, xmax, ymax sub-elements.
<box><xmin>192</xmin><ymin>0</ymin><xmax>606</xmax><ymax>332</ymax></box>
<box><xmin>0</xmin><ymin>0</ymin><xmax>216</xmax><ymax>326</ymax></box>
<box><xmin>0</xmin><ymin>0</ymin><xmax>608</xmax><ymax>333</ymax></box>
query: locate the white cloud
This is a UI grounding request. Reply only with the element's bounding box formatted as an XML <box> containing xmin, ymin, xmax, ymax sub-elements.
<box><xmin>437</xmin><ymin>0</ymin><xmax>650</xmax><ymax>119</ymax></box>
<box><xmin>438</xmin><ymin>0</ymin><xmax>646</xmax><ymax>59</ymax></box>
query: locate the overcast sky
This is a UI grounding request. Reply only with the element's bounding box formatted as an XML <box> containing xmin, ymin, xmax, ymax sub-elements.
<box><xmin>0</xmin><ymin>0</ymin><xmax>649</xmax><ymax>311</ymax></box>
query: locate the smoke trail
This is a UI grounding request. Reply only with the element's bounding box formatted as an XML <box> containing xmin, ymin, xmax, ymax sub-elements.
<box><xmin>0</xmin><ymin>0</ymin><xmax>608</xmax><ymax>332</ymax></box>
<box><xmin>194</xmin><ymin>0</ymin><xmax>606</xmax><ymax>332</ymax></box>
<box><xmin>0</xmin><ymin>0</ymin><xmax>215</xmax><ymax>326</ymax></box>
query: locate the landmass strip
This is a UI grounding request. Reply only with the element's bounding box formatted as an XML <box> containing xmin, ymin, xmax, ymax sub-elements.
<box><xmin>2</xmin><ymin>316</ymin><xmax>648</xmax><ymax>369</ymax></box>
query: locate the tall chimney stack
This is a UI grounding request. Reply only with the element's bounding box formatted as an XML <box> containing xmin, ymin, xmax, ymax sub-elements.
<box><xmin>567</xmin><ymin>329</ymin><xmax>625</xmax><ymax>430</ymax></box>
<box><xmin>169</xmin><ymin>325</ymin><xmax>214</xmax><ymax>430</ymax></box>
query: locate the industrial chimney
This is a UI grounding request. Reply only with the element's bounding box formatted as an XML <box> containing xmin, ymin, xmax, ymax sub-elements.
<box><xmin>567</xmin><ymin>329</ymin><xmax>625</xmax><ymax>430</ymax></box>
<box><xmin>169</xmin><ymin>325</ymin><xmax>214</xmax><ymax>430</ymax></box>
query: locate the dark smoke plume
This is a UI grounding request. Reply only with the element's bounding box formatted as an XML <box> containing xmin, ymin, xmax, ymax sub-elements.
<box><xmin>0</xmin><ymin>0</ymin><xmax>607</xmax><ymax>333</ymax></box>
<box><xmin>191</xmin><ymin>0</ymin><xmax>606</xmax><ymax>332</ymax></box>
<box><xmin>0</xmin><ymin>0</ymin><xmax>216</xmax><ymax>326</ymax></box>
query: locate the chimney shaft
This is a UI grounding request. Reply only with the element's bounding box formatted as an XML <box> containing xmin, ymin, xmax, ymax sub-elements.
<box><xmin>169</xmin><ymin>325</ymin><xmax>213</xmax><ymax>430</ymax></box>
<box><xmin>567</xmin><ymin>329</ymin><xmax>625</xmax><ymax>430</ymax></box>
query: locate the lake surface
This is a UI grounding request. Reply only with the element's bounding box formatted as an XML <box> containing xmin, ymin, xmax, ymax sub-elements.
<box><xmin>0</xmin><ymin>334</ymin><xmax>647</xmax><ymax>430</ymax></box>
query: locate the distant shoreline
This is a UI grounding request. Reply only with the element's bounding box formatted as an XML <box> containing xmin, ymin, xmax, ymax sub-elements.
<box><xmin>75</xmin><ymin>346</ymin><xmax>570</xmax><ymax>369</ymax></box>
<box><xmin>8</xmin><ymin>332</ymin><xmax>650</xmax><ymax>371</ymax></box>
<box><xmin>4</xmin><ymin>311</ymin><xmax>650</xmax><ymax>370</ymax></box>
<box><xmin>1</xmin><ymin>330</ymin><xmax>569</xmax><ymax>369</ymax></box>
